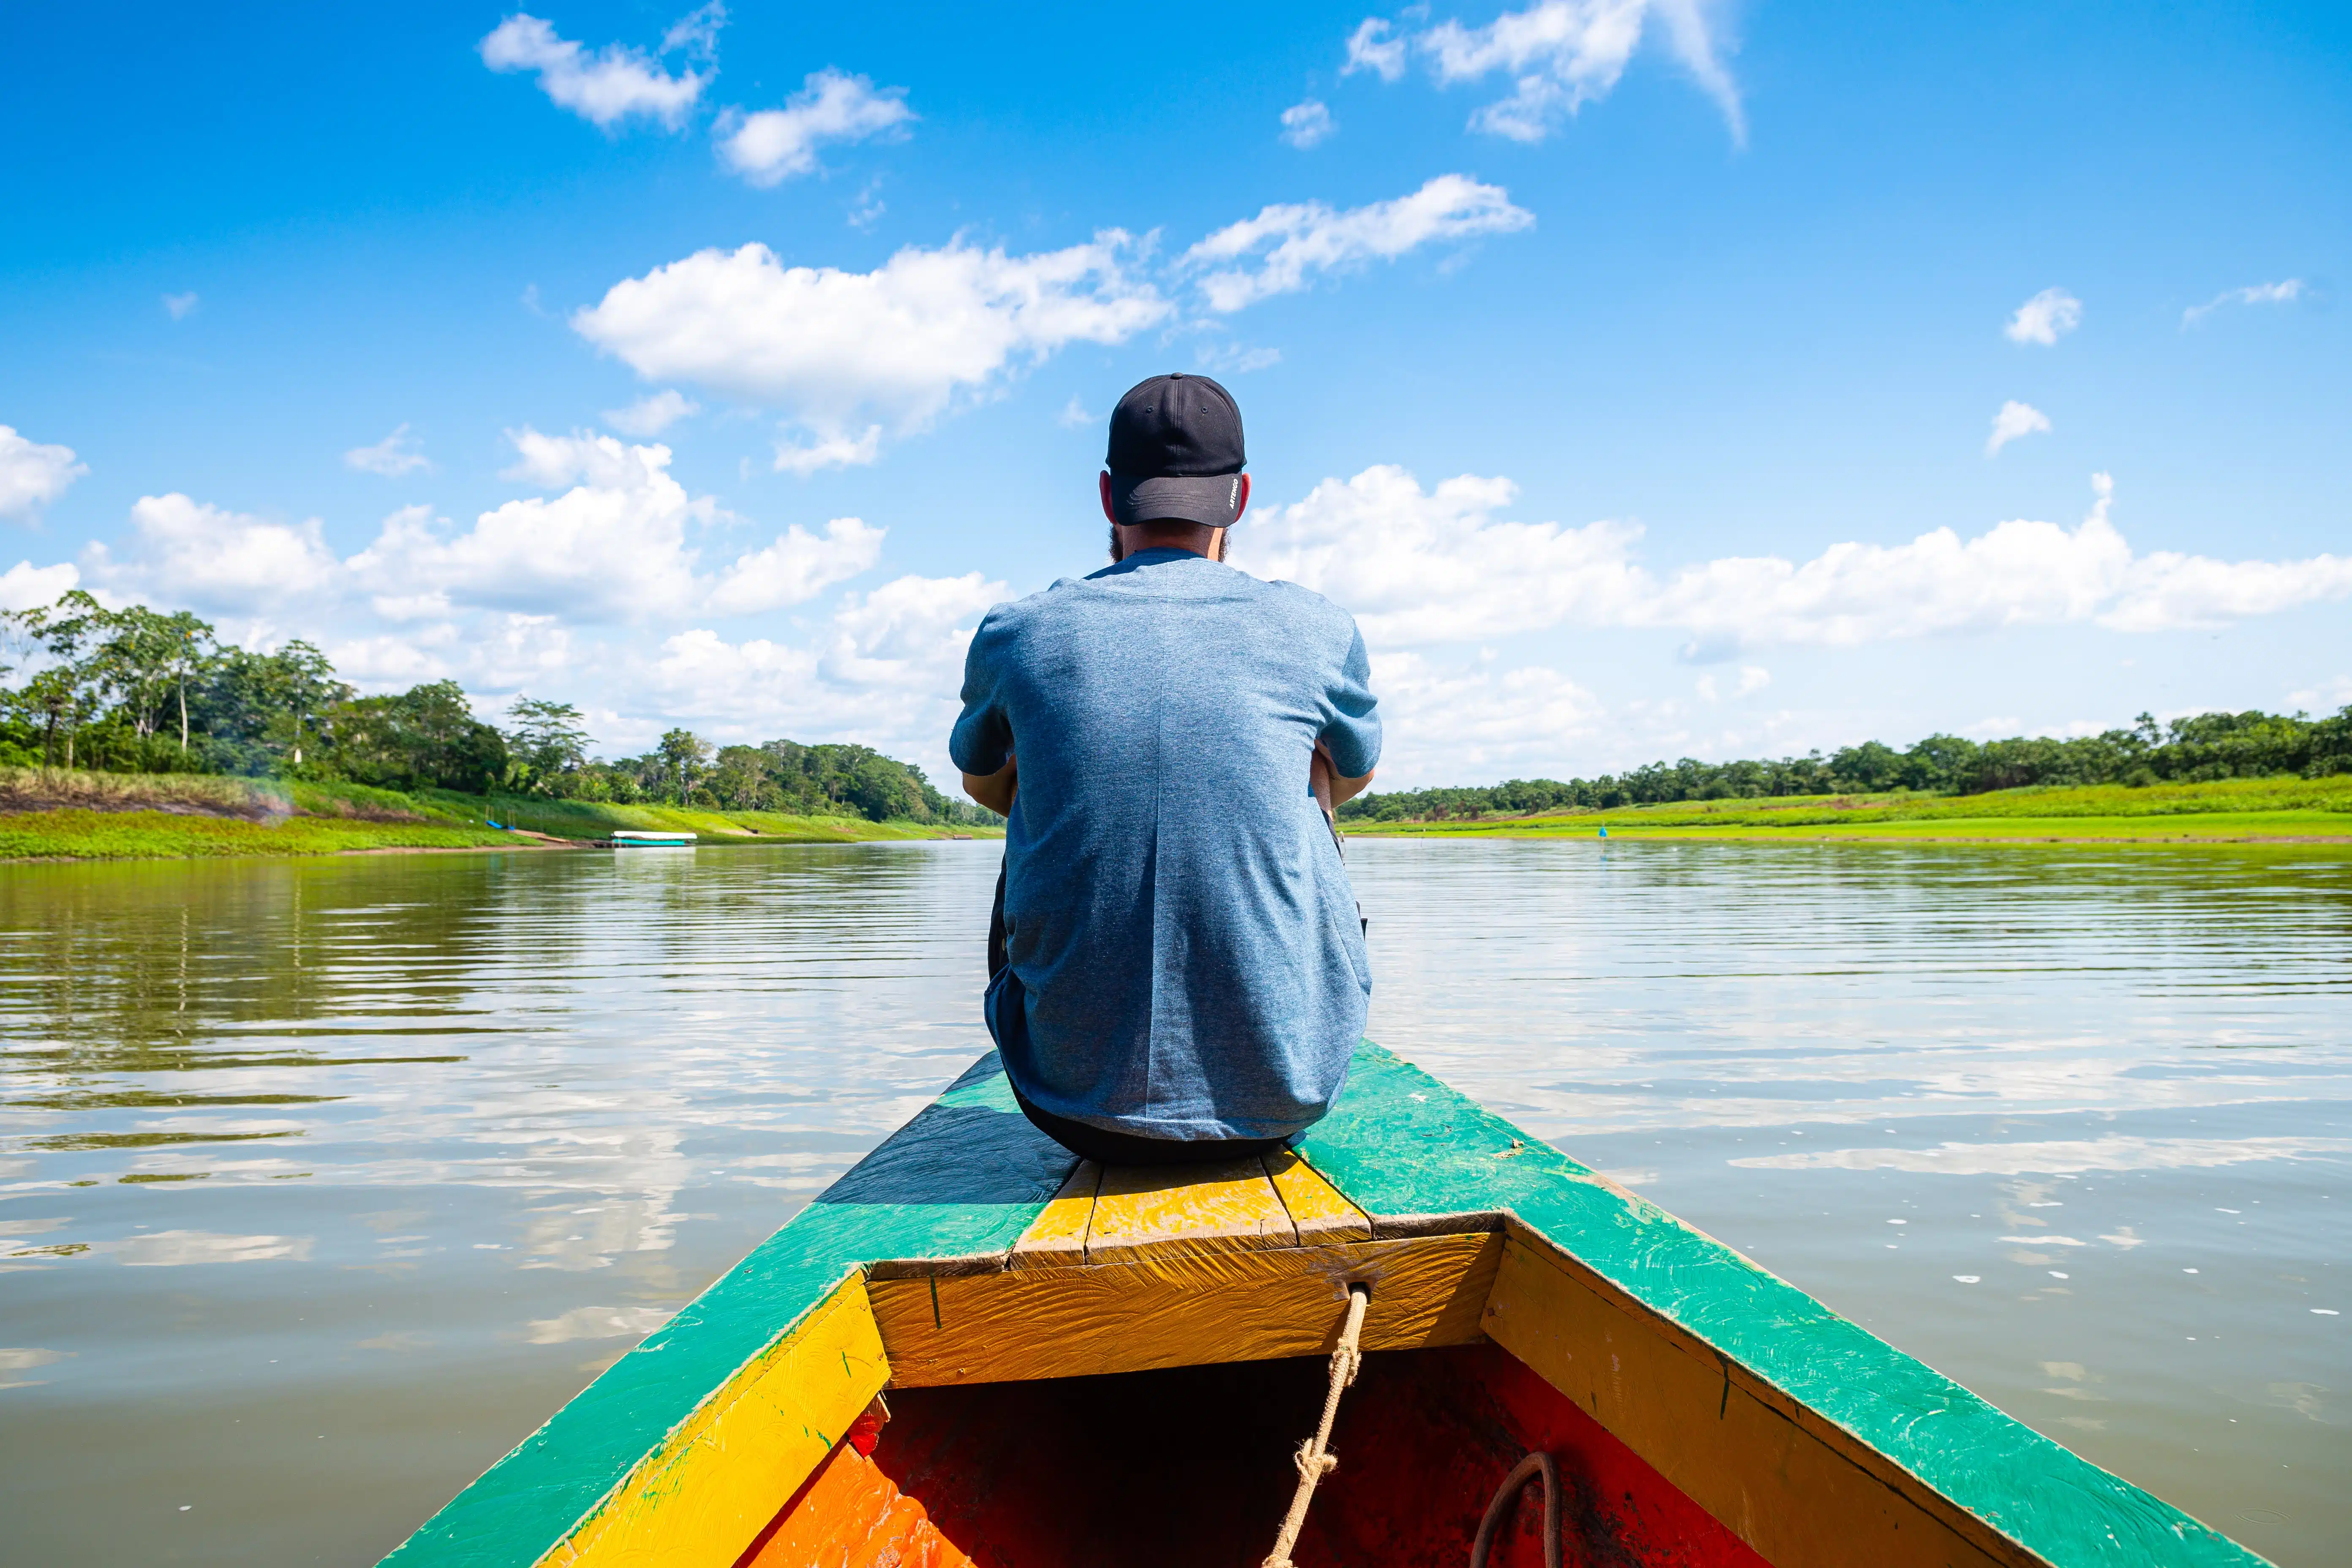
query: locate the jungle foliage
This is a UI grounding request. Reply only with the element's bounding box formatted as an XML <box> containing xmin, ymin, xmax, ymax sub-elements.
<box><xmin>1337</xmin><ymin>708</ymin><xmax>2352</xmax><ymax>822</ymax></box>
<box><xmin>0</xmin><ymin>593</ymin><xmax>995</xmax><ymax>827</ymax></box>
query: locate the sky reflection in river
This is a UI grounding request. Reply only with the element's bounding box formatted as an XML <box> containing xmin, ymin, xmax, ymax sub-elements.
<box><xmin>1</xmin><ymin>840</ymin><xmax>2345</xmax><ymax>1565</ymax></box>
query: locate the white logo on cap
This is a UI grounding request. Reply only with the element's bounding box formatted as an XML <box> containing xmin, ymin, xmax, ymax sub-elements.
<box><xmin>1228</xmin><ymin>476</ymin><xmax>1239</xmax><ymax>507</ymax></box>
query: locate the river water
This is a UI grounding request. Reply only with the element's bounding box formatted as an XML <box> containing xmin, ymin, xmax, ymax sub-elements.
<box><xmin>1</xmin><ymin>840</ymin><xmax>2344</xmax><ymax>1565</ymax></box>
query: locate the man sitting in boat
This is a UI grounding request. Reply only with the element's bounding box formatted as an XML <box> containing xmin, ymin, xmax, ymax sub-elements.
<box><xmin>952</xmin><ymin>373</ymin><xmax>1380</xmax><ymax>1165</ymax></box>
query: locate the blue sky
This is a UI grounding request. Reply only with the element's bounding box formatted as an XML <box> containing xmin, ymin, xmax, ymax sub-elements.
<box><xmin>3</xmin><ymin>1</ymin><xmax>2347</xmax><ymax>787</ymax></box>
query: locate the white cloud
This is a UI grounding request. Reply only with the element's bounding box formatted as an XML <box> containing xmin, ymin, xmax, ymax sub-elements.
<box><xmin>716</xmin><ymin>70</ymin><xmax>913</xmax><ymax>187</ymax></box>
<box><xmin>351</xmin><ymin>431</ymin><xmax>889</xmax><ymax>624</ymax></box>
<box><xmin>706</xmin><ymin>517</ymin><xmax>883</xmax><ymax>614</ymax></box>
<box><xmin>2183</xmin><ymin>278</ymin><xmax>2306</xmax><ymax>328</ymax></box>
<box><xmin>1196</xmin><ymin>342</ymin><xmax>1283</xmax><ymax>375</ymax></box>
<box><xmin>639</xmin><ymin>569</ymin><xmax>1004</xmax><ymax>768</ymax></box>
<box><xmin>1182</xmin><ymin>174</ymin><xmax>1534</xmax><ymax>312</ymax></box>
<box><xmin>1374</xmin><ymin>1</ymin><xmax>1745</xmax><ymax>144</ymax></box>
<box><xmin>479</xmin><ymin>11</ymin><xmax>710</xmax><ymax>130</ymax></box>
<box><xmin>1058</xmin><ymin>397</ymin><xmax>1098</xmax><ymax>430</ymax></box>
<box><xmin>1985</xmin><ymin>399</ymin><xmax>2051</xmax><ymax>456</ymax></box>
<box><xmin>0</xmin><ymin>426</ymin><xmax>88</xmax><ymax>520</ymax></box>
<box><xmin>1696</xmin><ymin>664</ymin><xmax>1769</xmax><ymax>702</ymax></box>
<box><xmin>499</xmin><ymin>427</ymin><xmax>657</xmax><ymax>490</ymax></box>
<box><xmin>773</xmin><ymin>427</ymin><xmax>881</xmax><ymax>476</ymax></box>
<box><xmin>1242</xmin><ymin>464</ymin><xmax>1644</xmax><ymax>644</ymax></box>
<box><xmin>0</xmin><ymin>559</ymin><xmax>79</xmax><ymax>610</ymax></box>
<box><xmin>1365</xmin><ymin>649</ymin><xmax>1609</xmax><ymax>779</ymax></box>
<box><xmin>162</xmin><ymin>291</ymin><xmax>199</xmax><ymax>321</ymax></box>
<box><xmin>604</xmin><ymin>390</ymin><xmax>700</xmax><ymax>436</ymax></box>
<box><xmin>361</xmin><ymin>434</ymin><xmax>706</xmax><ymax>621</ymax></box>
<box><xmin>1343</xmin><ymin>18</ymin><xmax>1408</xmax><ymax>80</ymax></box>
<box><xmin>82</xmin><ymin>493</ymin><xmax>342</xmax><ymax>615</ymax></box>
<box><xmin>343</xmin><ymin>423</ymin><xmax>433</xmax><ymax>477</ymax></box>
<box><xmin>1248</xmin><ymin>466</ymin><xmax>2352</xmax><ymax>656</ymax></box>
<box><xmin>2004</xmin><ymin>286</ymin><xmax>2081</xmax><ymax>346</ymax></box>
<box><xmin>572</xmin><ymin>234</ymin><xmax>1168</xmax><ymax>454</ymax></box>
<box><xmin>1280</xmin><ymin>99</ymin><xmax>1337</xmax><ymax>149</ymax></box>
<box><xmin>660</xmin><ymin>1</ymin><xmax>725</xmax><ymax>57</ymax></box>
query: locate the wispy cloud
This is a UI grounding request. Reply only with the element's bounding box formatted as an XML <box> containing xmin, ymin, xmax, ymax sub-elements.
<box><xmin>2004</xmin><ymin>286</ymin><xmax>2080</xmax><ymax>346</ymax></box>
<box><xmin>1343</xmin><ymin>18</ymin><xmax>1408</xmax><ymax>81</ymax></box>
<box><xmin>162</xmin><ymin>291</ymin><xmax>200</xmax><ymax>321</ymax></box>
<box><xmin>2182</xmin><ymin>278</ymin><xmax>2306</xmax><ymax>329</ymax></box>
<box><xmin>1985</xmin><ymin>399</ymin><xmax>2051</xmax><ymax>456</ymax></box>
<box><xmin>343</xmin><ymin>424</ymin><xmax>433</xmax><ymax>477</ymax></box>
<box><xmin>716</xmin><ymin>70</ymin><xmax>914</xmax><ymax>187</ymax></box>
<box><xmin>479</xmin><ymin>10</ymin><xmax>715</xmax><ymax>130</ymax></box>
<box><xmin>1350</xmin><ymin>2</ymin><xmax>1745</xmax><ymax>145</ymax></box>
<box><xmin>1279</xmin><ymin>99</ymin><xmax>1337</xmax><ymax>149</ymax></box>
<box><xmin>603</xmin><ymin>390</ymin><xmax>700</xmax><ymax>436</ymax></box>
<box><xmin>1181</xmin><ymin>174</ymin><xmax>1534</xmax><ymax>311</ymax></box>
<box><xmin>0</xmin><ymin>425</ymin><xmax>89</xmax><ymax>521</ymax></box>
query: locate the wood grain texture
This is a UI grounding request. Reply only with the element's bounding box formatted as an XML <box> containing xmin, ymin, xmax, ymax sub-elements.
<box><xmin>1007</xmin><ymin>1160</ymin><xmax>1100</xmax><ymax>1271</ymax></box>
<box><xmin>869</xmin><ymin>1232</ymin><xmax>1501</xmax><ymax>1388</ymax></box>
<box><xmin>536</xmin><ymin>1274</ymin><xmax>889</xmax><ymax>1568</ymax></box>
<box><xmin>1265</xmin><ymin>1148</ymin><xmax>1374</xmax><ymax>1243</ymax></box>
<box><xmin>1085</xmin><ymin>1156</ymin><xmax>1298</xmax><ymax>1264</ymax></box>
<box><xmin>1485</xmin><ymin>1230</ymin><xmax>2025</xmax><ymax>1568</ymax></box>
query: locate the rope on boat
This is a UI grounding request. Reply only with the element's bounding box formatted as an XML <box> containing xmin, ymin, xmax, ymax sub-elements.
<box><xmin>1260</xmin><ymin>1283</ymin><xmax>1371</xmax><ymax>1568</ymax></box>
<box><xmin>1469</xmin><ymin>1451</ymin><xmax>1561</xmax><ymax>1568</ymax></box>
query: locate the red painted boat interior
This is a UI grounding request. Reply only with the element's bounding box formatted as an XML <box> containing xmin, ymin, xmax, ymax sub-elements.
<box><xmin>738</xmin><ymin>1343</ymin><xmax>1768</xmax><ymax>1567</ymax></box>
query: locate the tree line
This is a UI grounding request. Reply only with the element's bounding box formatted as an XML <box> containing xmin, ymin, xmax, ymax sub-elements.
<box><xmin>0</xmin><ymin>592</ymin><xmax>996</xmax><ymax>826</ymax></box>
<box><xmin>1336</xmin><ymin>707</ymin><xmax>2352</xmax><ymax>822</ymax></box>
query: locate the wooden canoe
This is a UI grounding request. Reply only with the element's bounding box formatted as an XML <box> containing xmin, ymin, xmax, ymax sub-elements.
<box><xmin>381</xmin><ymin>1043</ymin><xmax>2268</xmax><ymax>1568</ymax></box>
<box><xmin>608</xmin><ymin>831</ymin><xmax>697</xmax><ymax>848</ymax></box>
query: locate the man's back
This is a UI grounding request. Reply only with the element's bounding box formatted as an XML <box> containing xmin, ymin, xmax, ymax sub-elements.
<box><xmin>951</xmin><ymin>547</ymin><xmax>1380</xmax><ymax>1142</ymax></box>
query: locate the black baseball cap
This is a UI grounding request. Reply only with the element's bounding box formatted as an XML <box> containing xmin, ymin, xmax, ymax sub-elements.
<box><xmin>1104</xmin><ymin>373</ymin><xmax>1247</xmax><ymax>528</ymax></box>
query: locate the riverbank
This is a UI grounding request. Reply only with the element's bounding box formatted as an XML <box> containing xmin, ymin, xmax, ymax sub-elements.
<box><xmin>0</xmin><ymin>768</ymin><xmax>997</xmax><ymax>862</ymax></box>
<box><xmin>1342</xmin><ymin>775</ymin><xmax>2352</xmax><ymax>844</ymax></box>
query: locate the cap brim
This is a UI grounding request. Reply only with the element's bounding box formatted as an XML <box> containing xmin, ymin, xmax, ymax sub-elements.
<box><xmin>1110</xmin><ymin>472</ymin><xmax>1243</xmax><ymax>528</ymax></box>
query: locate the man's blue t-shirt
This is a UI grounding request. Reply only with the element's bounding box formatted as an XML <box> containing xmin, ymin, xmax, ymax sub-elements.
<box><xmin>949</xmin><ymin>547</ymin><xmax>1381</xmax><ymax>1143</ymax></box>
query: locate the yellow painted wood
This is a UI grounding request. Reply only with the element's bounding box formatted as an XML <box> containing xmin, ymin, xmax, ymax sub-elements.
<box><xmin>1482</xmin><ymin>1231</ymin><xmax>2031</xmax><ymax>1568</ymax></box>
<box><xmin>1264</xmin><ymin>1149</ymin><xmax>1373</xmax><ymax>1243</ymax></box>
<box><xmin>870</xmin><ymin>1231</ymin><xmax>1502</xmax><ymax>1387</ymax></box>
<box><xmin>1084</xmin><ymin>1156</ymin><xmax>1298</xmax><ymax>1264</ymax></box>
<box><xmin>533</xmin><ymin>1275</ymin><xmax>890</xmax><ymax>1568</ymax></box>
<box><xmin>1007</xmin><ymin>1159</ymin><xmax>1102</xmax><ymax>1270</ymax></box>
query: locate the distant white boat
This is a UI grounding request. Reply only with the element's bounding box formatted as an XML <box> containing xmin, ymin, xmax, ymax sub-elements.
<box><xmin>608</xmin><ymin>830</ymin><xmax>696</xmax><ymax>849</ymax></box>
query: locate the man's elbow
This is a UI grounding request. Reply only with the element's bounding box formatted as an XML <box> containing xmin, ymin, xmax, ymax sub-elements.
<box><xmin>962</xmin><ymin>760</ymin><xmax>1016</xmax><ymax>816</ymax></box>
<box><xmin>1330</xmin><ymin>768</ymin><xmax>1374</xmax><ymax>808</ymax></box>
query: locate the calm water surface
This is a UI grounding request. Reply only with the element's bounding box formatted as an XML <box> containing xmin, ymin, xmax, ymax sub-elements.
<box><xmin>2</xmin><ymin>840</ymin><xmax>2346</xmax><ymax>1565</ymax></box>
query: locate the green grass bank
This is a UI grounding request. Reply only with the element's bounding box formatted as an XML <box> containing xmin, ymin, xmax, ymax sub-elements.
<box><xmin>0</xmin><ymin>768</ymin><xmax>996</xmax><ymax>863</ymax></box>
<box><xmin>1342</xmin><ymin>775</ymin><xmax>2352</xmax><ymax>845</ymax></box>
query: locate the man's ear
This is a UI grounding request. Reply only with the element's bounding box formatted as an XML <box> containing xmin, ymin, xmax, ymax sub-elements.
<box><xmin>1233</xmin><ymin>473</ymin><xmax>1250</xmax><ymax>523</ymax></box>
<box><xmin>1099</xmin><ymin>471</ymin><xmax>1116</xmax><ymax>525</ymax></box>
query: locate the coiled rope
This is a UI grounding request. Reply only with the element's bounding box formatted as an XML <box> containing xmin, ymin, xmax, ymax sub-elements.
<box><xmin>1260</xmin><ymin>1283</ymin><xmax>1371</xmax><ymax>1568</ymax></box>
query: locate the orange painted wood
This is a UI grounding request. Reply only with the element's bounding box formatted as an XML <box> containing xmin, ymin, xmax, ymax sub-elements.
<box><xmin>1085</xmin><ymin>1156</ymin><xmax>1298</xmax><ymax>1264</ymax></box>
<box><xmin>739</xmin><ymin>1438</ymin><xmax>973</xmax><ymax>1568</ymax></box>
<box><xmin>1264</xmin><ymin>1149</ymin><xmax>1374</xmax><ymax>1243</ymax></box>
<box><xmin>1007</xmin><ymin>1160</ymin><xmax>1101</xmax><ymax>1271</ymax></box>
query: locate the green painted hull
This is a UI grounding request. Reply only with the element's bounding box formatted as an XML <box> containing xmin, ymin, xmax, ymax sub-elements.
<box><xmin>382</xmin><ymin>1043</ymin><xmax>2267</xmax><ymax>1568</ymax></box>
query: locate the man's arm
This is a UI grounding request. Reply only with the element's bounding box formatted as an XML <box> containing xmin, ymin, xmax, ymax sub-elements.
<box><xmin>963</xmin><ymin>752</ymin><xmax>1016</xmax><ymax>817</ymax></box>
<box><xmin>1310</xmin><ymin>744</ymin><xmax>1374</xmax><ymax>814</ymax></box>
